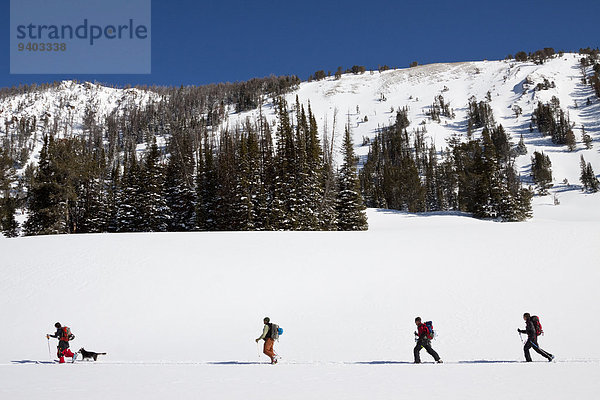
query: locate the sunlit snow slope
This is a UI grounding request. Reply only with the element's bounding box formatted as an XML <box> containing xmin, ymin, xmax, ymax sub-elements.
<box><xmin>228</xmin><ymin>55</ymin><xmax>600</xmax><ymax>208</ymax></box>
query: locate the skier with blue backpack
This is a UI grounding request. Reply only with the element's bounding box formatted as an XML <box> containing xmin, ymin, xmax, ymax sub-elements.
<box><xmin>255</xmin><ymin>317</ymin><xmax>282</xmax><ymax>364</ymax></box>
<box><xmin>413</xmin><ymin>317</ymin><xmax>442</xmax><ymax>364</ymax></box>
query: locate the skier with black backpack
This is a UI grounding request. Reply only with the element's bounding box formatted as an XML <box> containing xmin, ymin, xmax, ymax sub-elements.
<box><xmin>413</xmin><ymin>317</ymin><xmax>442</xmax><ymax>364</ymax></box>
<box><xmin>255</xmin><ymin>317</ymin><xmax>281</xmax><ymax>364</ymax></box>
<box><xmin>517</xmin><ymin>313</ymin><xmax>554</xmax><ymax>362</ymax></box>
<box><xmin>46</xmin><ymin>322</ymin><xmax>77</xmax><ymax>363</ymax></box>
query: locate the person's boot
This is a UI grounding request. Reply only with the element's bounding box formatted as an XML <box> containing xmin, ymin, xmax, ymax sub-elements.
<box><xmin>59</xmin><ymin>356</ymin><xmax>65</xmax><ymax>364</ymax></box>
<box><xmin>63</xmin><ymin>349</ymin><xmax>75</xmax><ymax>358</ymax></box>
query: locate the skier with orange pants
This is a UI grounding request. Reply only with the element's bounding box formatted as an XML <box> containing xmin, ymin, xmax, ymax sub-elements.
<box><xmin>255</xmin><ymin>317</ymin><xmax>278</xmax><ymax>364</ymax></box>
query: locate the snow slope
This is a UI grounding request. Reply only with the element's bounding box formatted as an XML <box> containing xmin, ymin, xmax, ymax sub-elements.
<box><xmin>0</xmin><ymin>81</ymin><xmax>157</xmax><ymax>135</ymax></box>
<box><xmin>1</xmin><ymin>208</ymin><xmax>599</xmax><ymax>398</ymax></box>
<box><xmin>0</xmin><ymin>80</ymin><xmax>159</xmax><ymax>172</ymax></box>
<box><xmin>227</xmin><ymin>54</ymin><xmax>600</xmax><ymax>208</ymax></box>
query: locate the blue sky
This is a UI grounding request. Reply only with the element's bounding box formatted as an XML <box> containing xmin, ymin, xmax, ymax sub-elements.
<box><xmin>2</xmin><ymin>0</ymin><xmax>599</xmax><ymax>88</ymax></box>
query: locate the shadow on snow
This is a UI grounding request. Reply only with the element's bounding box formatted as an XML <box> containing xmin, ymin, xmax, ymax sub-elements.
<box><xmin>207</xmin><ymin>361</ymin><xmax>264</xmax><ymax>365</ymax></box>
<box><xmin>351</xmin><ymin>360</ymin><xmax>414</xmax><ymax>365</ymax></box>
<box><xmin>11</xmin><ymin>360</ymin><xmax>55</xmax><ymax>364</ymax></box>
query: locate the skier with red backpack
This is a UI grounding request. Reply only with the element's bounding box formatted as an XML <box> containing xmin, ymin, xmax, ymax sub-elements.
<box><xmin>413</xmin><ymin>317</ymin><xmax>442</xmax><ymax>364</ymax></box>
<box><xmin>517</xmin><ymin>313</ymin><xmax>554</xmax><ymax>362</ymax></box>
<box><xmin>46</xmin><ymin>322</ymin><xmax>77</xmax><ymax>363</ymax></box>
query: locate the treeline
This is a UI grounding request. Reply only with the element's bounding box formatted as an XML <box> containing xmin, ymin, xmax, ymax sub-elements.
<box><xmin>360</xmin><ymin>107</ymin><xmax>532</xmax><ymax>221</ymax></box>
<box><xmin>510</xmin><ymin>48</ymin><xmax>560</xmax><ymax>64</ymax></box>
<box><xmin>309</xmin><ymin>65</ymin><xmax>368</xmax><ymax>82</ymax></box>
<box><xmin>15</xmin><ymin>97</ymin><xmax>367</xmax><ymax>236</ymax></box>
<box><xmin>579</xmin><ymin>47</ymin><xmax>600</xmax><ymax>99</ymax></box>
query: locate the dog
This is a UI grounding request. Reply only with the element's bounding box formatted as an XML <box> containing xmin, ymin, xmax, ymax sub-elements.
<box><xmin>77</xmin><ymin>348</ymin><xmax>107</xmax><ymax>361</ymax></box>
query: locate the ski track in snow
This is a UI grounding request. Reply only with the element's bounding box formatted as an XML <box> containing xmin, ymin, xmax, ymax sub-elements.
<box><xmin>1</xmin><ymin>361</ymin><xmax>599</xmax><ymax>399</ymax></box>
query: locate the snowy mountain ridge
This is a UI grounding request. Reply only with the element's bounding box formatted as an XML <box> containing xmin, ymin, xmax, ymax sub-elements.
<box><xmin>1</xmin><ymin>54</ymin><xmax>599</xmax><ymax>215</ymax></box>
<box><xmin>1</xmin><ymin>80</ymin><xmax>157</xmax><ymax>132</ymax></box>
<box><xmin>0</xmin><ymin>80</ymin><xmax>160</xmax><ymax>171</ymax></box>
<box><xmin>227</xmin><ymin>54</ymin><xmax>599</xmax><ymax>189</ymax></box>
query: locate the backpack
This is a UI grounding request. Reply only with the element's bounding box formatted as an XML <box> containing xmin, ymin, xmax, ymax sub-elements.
<box><xmin>424</xmin><ymin>321</ymin><xmax>435</xmax><ymax>340</ymax></box>
<box><xmin>270</xmin><ymin>323</ymin><xmax>283</xmax><ymax>340</ymax></box>
<box><xmin>61</xmin><ymin>326</ymin><xmax>75</xmax><ymax>341</ymax></box>
<box><xmin>531</xmin><ymin>316</ymin><xmax>543</xmax><ymax>336</ymax></box>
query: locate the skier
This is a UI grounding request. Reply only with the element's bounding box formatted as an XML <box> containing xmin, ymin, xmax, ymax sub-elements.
<box><xmin>46</xmin><ymin>322</ymin><xmax>76</xmax><ymax>363</ymax></box>
<box><xmin>413</xmin><ymin>317</ymin><xmax>442</xmax><ymax>364</ymax></box>
<box><xmin>255</xmin><ymin>317</ymin><xmax>277</xmax><ymax>364</ymax></box>
<box><xmin>517</xmin><ymin>313</ymin><xmax>554</xmax><ymax>362</ymax></box>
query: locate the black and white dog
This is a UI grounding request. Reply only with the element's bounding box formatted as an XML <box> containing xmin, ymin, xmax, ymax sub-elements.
<box><xmin>77</xmin><ymin>348</ymin><xmax>107</xmax><ymax>361</ymax></box>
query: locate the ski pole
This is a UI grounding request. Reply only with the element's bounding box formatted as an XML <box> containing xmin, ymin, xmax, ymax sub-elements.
<box><xmin>257</xmin><ymin>341</ymin><xmax>261</xmax><ymax>359</ymax></box>
<box><xmin>47</xmin><ymin>337</ymin><xmax>52</xmax><ymax>360</ymax></box>
<box><xmin>518</xmin><ymin>331</ymin><xmax>524</xmax><ymax>344</ymax></box>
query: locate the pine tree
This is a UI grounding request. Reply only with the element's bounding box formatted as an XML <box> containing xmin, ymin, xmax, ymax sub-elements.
<box><xmin>24</xmin><ymin>136</ymin><xmax>70</xmax><ymax>235</ymax></box>
<box><xmin>117</xmin><ymin>149</ymin><xmax>143</xmax><ymax>232</ymax></box>
<box><xmin>230</xmin><ymin>128</ymin><xmax>261</xmax><ymax>230</ymax></box>
<box><xmin>0</xmin><ymin>147</ymin><xmax>19</xmax><ymax>237</ymax></box>
<box><xmin>306</xmin><ymin>104</ymin><xmax>325</xmax><ymax>229</ymax></box>
<box><xmin>336</xmin><ymin>123</ymin><xmax>368</xmax><ymax>230</ymax></box>
<box><xmin>400</xmin><ymin>154</ymin><xmax>425</xmax><ymax>213</ymax></box>
<box><xmin>424</xmin><ymin>145</ymin><xmax>441</xmax><ymax>211</ymax></box>
<box><xmin>490</xmin><ymin>125</ymin><xmax>511</xmax><ymax>164</ymax></box>
<box><xmin>256</xmin><ymin>116</ymin><xmax>275</xmax><ymax>230</ymax></box>
<box><xmin>580</xmin><ymin>155</ymin><xmax>600</xmax><ymax>192</ymax></box>
<box><xmin>164</xmin><ymin>129</ymin><xmax>196</xmax><ymax>231</ymax></box>
<box><xmin>582</xmin><ymin>126</ymin><xmax>593</xmax><ymax>149</ymax></box>
<box><xmin>293</xmin><ymin>100</ymin><xmax>312</xmax><ymax>229</ymax></box>
<box><xmin>359</xmin><ymin>134</ymin><xmax>386</xmax><ymax>208</ymax></box>
<box><xmin>270</xmin><ymin>98</ymin><xmax>298</xmax><ymax>230</ymax></box>
<box><xmin>214</xmin><ymin>128</ymin><xmax>237</xmax><ymax>230</ymax></box>
<box><xmin>139</xmin><ymin>137</ymin><xmax>170</xmax><ymax>232</ymax></box>
<box><xmin>473</xmin><ymin>128</ymin><xmax>500</xmax><ymax>219</ymax></box>
<box><xmin>516</xmin><ymin>134</ymin><xmax>528</xmax><ymax>156</ymax></box>
<box><xmin>77</xmin><ymin>177</ymin><xmax>108</xmax><ymax>233</ymax></box>
<box><xmin>76</xmin><ymin>148</ymin><xmax>109</xmax><ymax>233</ymax></box>
<box><xmin>586</xmin><ymin>163</ymin><xmax>600</xmax><ymax>192</ymax></box>
<box><xmin>105</xmin><ymin>165</ymin><xmax>120</xmax><ymax>232</ymax></box>
<box><xmin>196</xmin><ymin>129</ymin><xmax>219</xmax><ymax>231</ymax></box>
<box><xmin>566</xmin><ymin>128</ymin><xmax>576</xmax><ymax>151</ymax></box>
<box><xmin>320</xmin><ymin>127</ymin><xmax>338</xmax><ymax>230</ymax></box>
<box><xmin>531</xmin><ymin>151</ymin><xmax>553</xmax><ymax>194</ymax></box>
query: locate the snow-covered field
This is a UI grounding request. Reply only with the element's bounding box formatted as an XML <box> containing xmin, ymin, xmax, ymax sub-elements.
<box><xmin>1</xmin><ymin>205</ymin><xmax>599</xmax><ymax>399</ymax></box>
